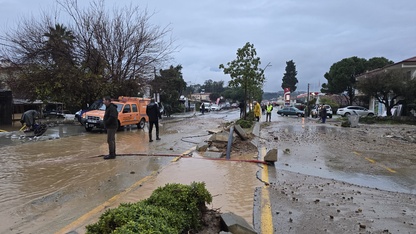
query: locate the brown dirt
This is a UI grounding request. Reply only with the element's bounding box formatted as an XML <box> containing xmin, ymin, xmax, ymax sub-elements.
<box><xmin>260</xmin><ymin>119</ymin><xmax>416</xmax><ymax>233</ymax></box>
<box><xmin>196</xmin><ymin>209</ymin><xmax>222</xmax><ymax>233</ymax></box>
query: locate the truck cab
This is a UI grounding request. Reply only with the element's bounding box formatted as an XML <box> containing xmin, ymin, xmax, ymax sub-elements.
<box><xmin>82</xmin><ymin>96</ymin><xmax>150</xmax><ymax>131</ymax></box>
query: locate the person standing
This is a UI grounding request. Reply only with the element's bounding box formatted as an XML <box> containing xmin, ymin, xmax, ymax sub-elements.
<box><xmin>201</xmin><ymin>102</ymin><xmax>205</xmax><ymax>115</ymax></box>
<box><xmin>20</xmin><ymin>110</ymin><xmax>39</xmax><ymax>132</ymax></box>
<box><xmin>239</xmin><ymin>100</ymin><xmax>245</xmax><ymax>118</ymax></box>
<box><xmin>253</xmin><ymin>101</ymin><xmax>261</xmax><ymax>122</ymax></box>
<box><xmin>146</xmin><ymin>98</ymin><xmax>162</xmax><ymax>142</ymax></box>
<box><xmin>103</xmin><ymin>96</ymin><xmax>118</xmax><ymax>159</ymax></box>
<box><xmin>266</xmin><ymin>102</ymin><xmax>273</xmax><ymax>122</ymax></box>
<box><xmin>320</xmin><ymin>104</ymin><xmax>327</xmax><ymax>123</ymax></box>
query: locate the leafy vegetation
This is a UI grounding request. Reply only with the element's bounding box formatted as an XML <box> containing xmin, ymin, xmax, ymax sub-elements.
<box><xmin>281</xmin><ymin>60</ymin><xmax>298</xmax><ymax>92</ymax></box>
<box><xmin>219</xmin><ymin>42</ymin><xmax>265</xmax><ymax>119</ymax></box>
<box><xmin>1</xmin><ymin>0</ymin><xmax>174</xmax><ymax>112</ymax></box>
<box><xmin>321</xmin><ymin>56</ymin><xmax>393</xmax><ymax>106</ymax></box>
<box><xmin>86</xmin><ymin>182</ymin><xmax>212</xmax><ymax>234</ymax></box>
<box><xmin>356</xmin><ymin>70</ymin><xmax>416</xmax><ymax>116</ymax></box>
<box><xmin>150</xmin><ymin>65</ymin><xmax>186</xmax><ymax>112</ymax></box>
<box><xmin>236</xmin><ymin>111</ymin><xmax>255</xmax><ymax>128</ymax></box>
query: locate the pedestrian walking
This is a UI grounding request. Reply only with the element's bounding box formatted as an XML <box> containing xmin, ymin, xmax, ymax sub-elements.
<box><xmin>146</xmin><ymin>98</ymin><xmax>162</xmax><ymax>142</ymax></box>
<box><xmin>254</xmin><ymin>101</ymin><xmax>261</xmax><ymax>122</ymax></box>
<box><xmin>266</xmin><ymin>102</ymin><xmax>273</xmax><ymax>122</ymax></box>
<box><xmin>103</xmin><ymin>96</ymin><xmax>118</xmax><ymax>159</ymax></box>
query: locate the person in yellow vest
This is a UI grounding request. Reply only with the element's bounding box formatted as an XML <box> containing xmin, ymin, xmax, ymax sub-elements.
<box><xmin>253</xmin><ymin>101</ymin><xmax>261</xmax><ymax>122</ymax></box>
<box><xmin>266</xmin><ymin>102</ymin><xmax>273</xmax><ymax>122</ymax></box>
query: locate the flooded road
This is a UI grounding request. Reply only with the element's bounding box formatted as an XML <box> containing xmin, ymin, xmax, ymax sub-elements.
<box><xmin>0</xmin><ymin>110</ymin><xmax>248</xmax><ymax>233</ymax></box>
<box><xmin>260</xmin><ymin>115</ymin><xmax>416</xmax><ymax>195</ymax></box>
<box><xmin>2</xmin><ymin>110</ymin><xmax>415</xmax><ymax>233</ymax></box>
<box><xmin>0</xmin><ymin>124</ymin><xmax>178</xmax><ymax>233</ymax></box>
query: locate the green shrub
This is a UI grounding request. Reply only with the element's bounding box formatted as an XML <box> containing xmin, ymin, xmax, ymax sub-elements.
<box><xmin>236</xmin><ymin>119</ymin><xmax>253</xmax><ymax>128</ymax></box>
<box><xmin>85</xmin><ymin>182</ymin><xmax>212</xmax><ymax>234</ymax></box>
<box><xmin>145</xmin><ymin>182</ymin><xmax>212</xmax><ymax>230</ymax></box>
<box><xmin>236</xmin><ymin>111</ymin><xmax>256</xmax><ymax>128</ymax></box>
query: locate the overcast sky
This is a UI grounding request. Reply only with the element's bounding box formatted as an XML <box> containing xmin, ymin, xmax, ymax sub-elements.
<box><xmin>1</xmin><ymin>0</ymin><xmax>416</xmax><ymax>92</ymax></box>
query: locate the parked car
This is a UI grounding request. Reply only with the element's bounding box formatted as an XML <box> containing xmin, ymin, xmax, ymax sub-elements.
<box><xmin>75</xmin><ymin>100</ymin><xmax>103</xmax><ymax>124</ymax></box>
<box><xmin>82</xmin><ymin>96</ymin><xmax>150</xmax><ymax>131</ymax></box>
<box><xmin>220</xmin><ymin>102</ymin><xmax>231</xmax><ymax>110</ymax></box>
<box><xmin>210</xmin><ymin>104</ymin><xmax>222</xmax><ymax>111</ymax></box>
<box><xmin>336</xmin><ymin>106</ymin><xmax>375</xmax><ymax>117</ymax></box>
<box><xmin>277</xmin><ymin>106</ymin><xmax>304</xmax><ymax>117</ymax></box>
<box><xmin>311</xmin><ymin>104</ymin><xmax>333</xmax><ymax>118</ymax></box>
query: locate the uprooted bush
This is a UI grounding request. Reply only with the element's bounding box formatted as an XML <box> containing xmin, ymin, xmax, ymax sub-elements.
<box><xmin>86</xmin><ymin>182</ymin><xmax>213</xmax><ymax>234</ymax></box>
<box><xmin>236</xmin><ymin>111</ymin><xmax>256</xmax><ymax>128</ymax></box>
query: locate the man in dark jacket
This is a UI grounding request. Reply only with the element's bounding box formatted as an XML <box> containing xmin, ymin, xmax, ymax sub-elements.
<box><xmin>103</xmin><ymin>96</ymin><xmax>118</xmax><ymax>159</ymax></box>
<box><xmin>20</xmin><ymin>109</ymin><xmax>39</xmax><ymax>131</ymax></box>
<box><xmin>146</xmin><ymin>98</ymin><xmax>162</xmax><ymax>142</ymax></box>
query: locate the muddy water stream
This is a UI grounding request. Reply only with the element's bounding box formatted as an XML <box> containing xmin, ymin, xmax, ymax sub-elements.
<box><xmin>0</xmin><ymin>125</ymin><xmax>174</xmax><ymax>233</ymax></box>
<box><xmin>1</xmin><ymin>110</ymin><xmax>255</xmax><ymax>233</ymax></box>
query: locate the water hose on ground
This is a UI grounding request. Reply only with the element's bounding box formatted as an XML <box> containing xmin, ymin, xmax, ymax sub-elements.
<box><xmin>93</xmin><ymin>152</ymin><xmax>269</xmax><ymax>165</ymax></box>
<box><xmin>181</xmin><ymin>133</ymin><xmax>211</xmax><ymax>144</ymax></box>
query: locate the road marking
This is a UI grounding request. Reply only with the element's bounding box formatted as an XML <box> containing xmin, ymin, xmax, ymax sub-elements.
<box><xmin>365</xmin><ymin>157</ymin><xmax>375</xmax><ymax>163</ymax></box>
<box><xmin>353</xmin><ymin>151</ymin><xmax>397</xmax><ymax>173</ymax></box>
<box><xmin>57</xmin><ymin>147</ymin><xmax>196</xmax><ymax>233</ymax></box>
<box><xmin>260</xmin><ymin>147</ymin><xmax>273</xmax><ymax>233</ymax></box>
<box><xmin>56</xmin><ymin>171</ymin><xmax>158</xmax><ymax>234</ymax></box>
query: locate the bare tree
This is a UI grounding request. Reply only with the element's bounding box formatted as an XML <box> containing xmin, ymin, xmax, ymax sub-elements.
<box><xmin>0</xmin><ymin>0</ymin><xmax>176</xmax><ymax>109</ymax></box>
<box><xmin>58</xmin><ymin>0</ymin><xmax>175</xmax><ymax>91</ymax></box>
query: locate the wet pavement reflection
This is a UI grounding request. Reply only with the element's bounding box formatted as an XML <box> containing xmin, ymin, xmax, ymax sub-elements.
<box><xmin>0</xmin><ymin>124</ymin><xmax>173</xmax><ymax>233</ymax></box>
<box><xmin>266</xmin><ymin>117</ymin><xmax>416</xmax><ymax>195</ymax></box>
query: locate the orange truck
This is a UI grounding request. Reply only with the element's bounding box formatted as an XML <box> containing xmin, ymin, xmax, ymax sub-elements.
<box><xmin>82</xmin><ymin>96</ymin><xmax>150</xmax><ymax>131</ymax></box>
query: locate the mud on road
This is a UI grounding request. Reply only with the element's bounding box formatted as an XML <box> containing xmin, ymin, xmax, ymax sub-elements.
<box><xmin>257</xmin><ymin>117</ymin><xmax>416</xmax><ymax>233</ymax></box>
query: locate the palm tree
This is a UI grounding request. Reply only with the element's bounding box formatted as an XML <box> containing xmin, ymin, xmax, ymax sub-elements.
<box><xmin>43</xmin><ymin>24</ymin><xmax>76</xmax><ymax>66</ymax></box>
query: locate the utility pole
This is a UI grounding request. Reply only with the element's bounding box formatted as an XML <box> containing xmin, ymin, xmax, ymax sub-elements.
<box><xmin>307</xmin><ymin>83</ymin><xmax>310</xmax><ymax>117</ymax></box>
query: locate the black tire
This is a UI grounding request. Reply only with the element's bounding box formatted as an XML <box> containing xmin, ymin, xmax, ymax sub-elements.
<box><xmin>34</xmin><ymin>124</ymin><xmax>47</xmax><ymax>136</ymax></box>
<box><xmin>367</xmin><ymin>113</ymin><xmax>374</xmax><ymax>117</ymax></box>
<box><xmin>85</xmin><ymin>126</ymin><xmax>93</xmax><ymax>132</ymax></box>
<box><xmin>297</xmin><ymin>113</ymin><xmax>302</xmax><ymax>117</ymax></box>
<box><xmin>137</xmin><ymin>118</ymin><xmax>146</xmax><ymax>129</ymax></box>
<box><xmin>328</xmin><ymin>114</ymin><xmax>332</xmax><ymax>118</ymax></box>
<box><xmin>344</xmin><ymin>112</ymin><xmax>351</xmax><ymax>116</ymax></box>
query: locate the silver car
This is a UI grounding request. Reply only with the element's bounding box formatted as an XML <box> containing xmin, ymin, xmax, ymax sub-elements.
<box><xmin>336</xmin><ymin>106</ymin><xmax>375</xmax><ymax>117</ymax></box>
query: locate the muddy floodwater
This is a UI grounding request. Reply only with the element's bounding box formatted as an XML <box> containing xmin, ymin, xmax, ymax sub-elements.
<box><xmin>261</xmin><ymin>118</ymin><xmax>416</xmax><ymax>195</ymax></box>
<box><xmin>0</xmin><ymin>110</ymin><xmax>260</xmax><ymax>233</ymax></box>
<box><xmin>2</xmin><ymin>111</ymin><xmax>416</xmax><ymax>233</ymax></box>
<box><xmin>255</xmin><ymin>115</ymin><xmax>416</xmax><ymax>233</ymax></box>
<box><xmin>0</xmin><ymin>124</ymin><xmax>175</xmax><ymax>233</ymax></box>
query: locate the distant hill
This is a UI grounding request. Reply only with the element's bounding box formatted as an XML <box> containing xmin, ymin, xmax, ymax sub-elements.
<box><xmin>263</xmin><ymin>92</ymin><xmax>281</xmax><ymax>101</ymax></box>
<box><xmin>262</xmin><ymin>90</ymin><xmax>306</xmax><ymax>101</ymax></box>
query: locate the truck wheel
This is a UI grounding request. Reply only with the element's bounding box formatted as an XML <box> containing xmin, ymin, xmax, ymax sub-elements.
<box><xmin>328</xmin><ymin>114</ymin><xmax>332</xmax><ymax>118</ymax></box>
<box><xmin>85</xmin><ymin>126</ymin><xmax>93</xmax><ymax>132</ymax></box>
<box><xmin>137</xmin><ymin>118</ymin><xmax>146</xmax><ymax>129</ymax></box>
